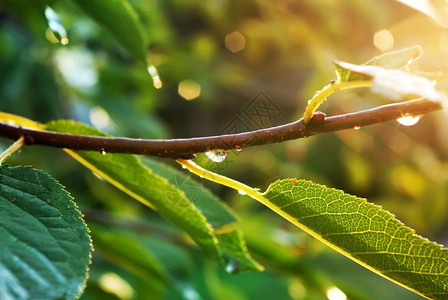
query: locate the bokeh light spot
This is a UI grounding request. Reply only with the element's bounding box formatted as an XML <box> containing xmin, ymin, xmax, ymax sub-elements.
<box><xmin>225</xmin><ymin>31</ymin><xmax>246</xmax><ymax>53</ymax></box>
<box><xmin>89</xmin><ymin>106</ymin><xmax>111</xmax><ymax>131</ymax></box>
<box><xmin>326</xmin><ymin>286</ymin><xmax>347</xmax><ymax>300</ymax></box>
<box><xmin>60</xmin><ymin>37</ymin><xmax>69</xmax><ymax>45</ymax></box>
<box><xmin>99</xmin><ymin>272</ymin><xmax>134</xmax><ymax>300</ymax></box>
<box><xmin>178</xmin><ymin>80</ymin><xmax>201</xmax><ymax>100</ymax></box>
<box><xmin>54</xmin><ymin>48</ymin><xmax>97</xmax><ymax>89</ymax></box>
<box><xmin>374</xmin><ymin>29</ymin><xmax>394</xmax><ymax>52</ymax></box>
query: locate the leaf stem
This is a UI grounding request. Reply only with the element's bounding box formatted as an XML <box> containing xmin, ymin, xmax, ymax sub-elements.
<box><xmin>303</xmin><ymin>80</ymin><xmax>372</xmax><ymax>124</ymax></box>
<box><xmin>175</xmin><ymin>159</ymin><xmax>290</xmax><ymax>220</ymax></box>
<box><xmin>0</xmin><ymin>136</ymin><xmax>25</xmax><ymax>165</ymax></box>
<box><xmin>176</xmin><ymin>159</ymin><xmax>261</xmax><ymax>199</ymax></box>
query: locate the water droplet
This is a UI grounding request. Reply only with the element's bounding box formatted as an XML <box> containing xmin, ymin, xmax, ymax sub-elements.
<box><xmin>225</xmin><ymin>261</ymin><xmax>240</xmax><ymax>274</ymax></box>
<box><xmin>147</xmin><ymin>65</ymin><xmax>162</xmax><ymax>89</ymax></box>
<box><xmin>238</xmin><ymin>189</ymin><xmax>247</xmax><ymax>195</ymax></box>
<box><xmin>60</xmin><ymin>37</ymin><xmax>69</xmax><ymax>45</ymax></box>
<box><xmin>101</xmin><ymin>150</ymin><xmax>106</xmax><ymax>155</ymax></box>
<box><xmin>353</xmin><ymin>126</ymin><xmax>361</xmax><ymax>130</ymax></box>
<box><xmin>182</xmin><ymin>165</ymin><xmax>187</xmax><ymax>169</ymax></box>
<box><xmin>45</xmin><ymin>6</ymin><xmax>68</xmax><ymax>45</ymax></box>
<box><xmin>235</xmin><ymin>145</ymin><xmax>243</xmax><ymax>152</ymax></box>
<box><xmin>397</xmin><ymin>115</ymin><xmax>421</xmax><ymax>126</ymax></box>
<box><xmin>205</xmin><ymin>150</ymin><xmax>228</xmax><ymax>163</ymax></box>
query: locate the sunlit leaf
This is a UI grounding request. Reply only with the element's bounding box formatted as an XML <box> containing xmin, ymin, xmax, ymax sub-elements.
<box><xmin>364</xmin><ymin>45</ymin><xmax>422</xmax><ymax>69</ymax></box>
<box><xmin>0</xmin><ymin>166</ymin><xmax>92</xmax><ymax>300</ymax></box>
<box><xmin>334</xmin><ymin>60</ymin><xmax>442</xmax><ymax>102</ymax></box>
<box><xmin>334</xmin><ymin>46</ymin><xmax>423</xmax><ymax>83</ymax></box>
<box><xmin>261</xmin><ymin>179</ymin><xmax>448</xmax><ymax>299</ymax></box>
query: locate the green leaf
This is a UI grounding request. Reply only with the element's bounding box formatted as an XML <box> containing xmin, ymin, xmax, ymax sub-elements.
<box><xmin>143</xmin><ymin>158</ymin><xmax>263</xmax><ymax>273</ymax></box>
<box><xmin>44</xmin><ymin>120</ymin><xmax>261</xmax><ymax>272</ymax></box>
<box><xmin>70</xmin><ymin>0</ymin><xmax>148</xmax><ymax>66</ymax></box>
<box><xmin>0</xmin><ymin>166</ymin><xmax>92</xmax><ymax>300</ymax></box>
<box><xmin>261</xmin><ymin>179</ymin><xmax>448</xmax><ymax>299</ymax></box>
<box><xmin>395</xmin><ymin>0</ymin><xmax>448</xmax><ymax>28</ymax></box>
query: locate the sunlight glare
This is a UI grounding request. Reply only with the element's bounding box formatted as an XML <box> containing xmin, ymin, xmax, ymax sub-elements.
<box><xmin>326</xmin><ymin>286</ymin><xmax>347</xmax><ymax>300</ymax></box>
<box><xmin>374</xmin><ymin>29</ymin><xmax>394</xmax><ymax>52</ymax></box>
<box><xmin>397</xmin><ymin>115</ymin><xmax>421</xmax><ymax>126</ymax></box>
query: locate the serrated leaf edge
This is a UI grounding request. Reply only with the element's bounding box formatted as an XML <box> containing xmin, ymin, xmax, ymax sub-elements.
<box><xmin>260</xmin><ymin>178</ymin><xmax>445</xmax><ymax>299</ymax></box>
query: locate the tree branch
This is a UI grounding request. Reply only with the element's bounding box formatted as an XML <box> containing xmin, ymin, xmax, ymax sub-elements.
<box><xmin>0</xmin><ymin>98</ymin><xmax>442</xmax><ymax>159</ymax></box>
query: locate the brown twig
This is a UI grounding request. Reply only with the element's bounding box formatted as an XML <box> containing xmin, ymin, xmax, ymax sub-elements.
<box><xmin>0</xmin><ymin>98</ymin><xmax>442</xmax><ymax>159</ymax></box>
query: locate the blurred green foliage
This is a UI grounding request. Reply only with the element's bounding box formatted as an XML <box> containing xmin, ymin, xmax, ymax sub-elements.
<box><xmin>2</xmin><ymin>0</ymin><xmax>448</xmax><ymax>299</ymax></box>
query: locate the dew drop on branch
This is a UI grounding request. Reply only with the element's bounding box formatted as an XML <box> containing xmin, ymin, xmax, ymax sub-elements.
<box><xmin>396</xmin><ymin>115</ymin><xmax>421</xmax><ymax>126</ymax></box>
<box><xmin>205</xmin><ymin>150</ymin><xmax>228</xmax><ymax>163</ymax></box>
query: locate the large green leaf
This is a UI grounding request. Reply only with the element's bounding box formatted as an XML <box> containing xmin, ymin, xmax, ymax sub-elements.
<box><xmin>0</xmin><ymin>166</ymin><xmax>92</xmax><ymax>299</ymax></box>
<box><xmin>70</xmin><ymin>0</ymin><xmax>148</xmax><ymax>66</ymax></box>
<box><xmin>44</xmin><ymin>120</ymin><xmax>261</xmax><ymax>272</ymax></box>
<box><xmin>260</xmin><ymin>179</ymin><xmax>448</xmax><ymax>299</ymax></box>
